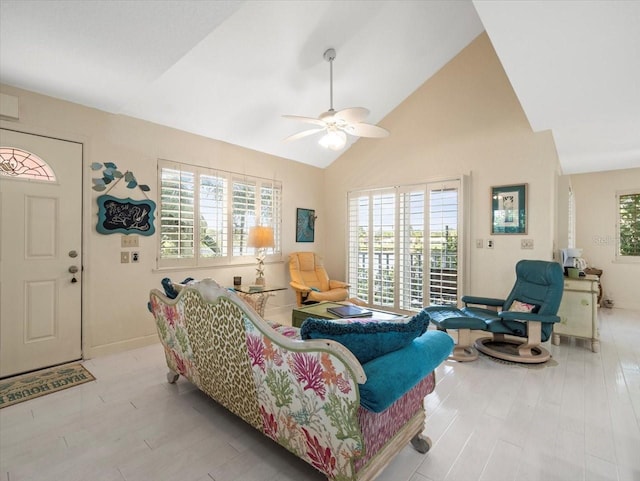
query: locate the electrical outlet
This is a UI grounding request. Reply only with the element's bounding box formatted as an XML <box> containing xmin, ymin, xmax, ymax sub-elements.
<box><xmin>132</xmin><ymin>251</ymin><xmax>139</xmax><ymax>263</ymax></box>
<box><xmin>521</xmin><ymin>239</ymin><xmax>534</xmax><ymax>249</ymax></box>
<box><xmin>121</xmin><ymin>235</ymin><xmax>139</xmax><ymax>248</ymax></box>
<box><xmin>476</xmin><ymin>239</ymin><xmax>483</xmax><ymax>248</ymax></box>
<box><xmin>120</xmin><ymin>251</ymin><xmax>130</xmax><ymax>263</ymax></box>
<box><xmin>486</xmin><ymin>239</ymin><xmax>494</xmax><ymax>249</ymax></box>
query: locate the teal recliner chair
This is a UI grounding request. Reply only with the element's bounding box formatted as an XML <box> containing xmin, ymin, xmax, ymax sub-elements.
<box><xmin>425</xmin><ymin>260</ymin><xmax>564</xmax><ymax>364</ymax></box>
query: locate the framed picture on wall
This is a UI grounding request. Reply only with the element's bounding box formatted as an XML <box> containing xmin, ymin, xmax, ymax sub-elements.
<box><xmin>491</xmin><ymin>184</ymin><xmax>527</xmax><ymax>234</ymax></box>
<box><xmin>296</xmin><ymin>208</ymin><xmax>316</xmax><ymax>242</ymax></box>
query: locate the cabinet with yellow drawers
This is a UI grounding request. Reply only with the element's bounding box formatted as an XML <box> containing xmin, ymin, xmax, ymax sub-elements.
<box><xmin>552</xmin><ymin>274</ymin><xmax>599</xmax><ymax>352</ymax></box>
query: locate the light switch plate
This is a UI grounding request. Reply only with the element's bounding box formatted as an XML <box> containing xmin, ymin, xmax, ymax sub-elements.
<box><xmin>476</xmin><ymin>239</ymin><xmax>483</xmax><ymax>248</ymax></box>
<box><xmin>120</xmin><ymin>251</ymin><xmax>130</xmax><ymax>263</ymax></box>
<box><xmin>121</xmin><ymin>235</ymin><xmax>139</xmax><ymax>248</ymax></box>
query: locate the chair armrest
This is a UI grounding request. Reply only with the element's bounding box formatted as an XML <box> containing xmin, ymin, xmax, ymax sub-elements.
<box><xmin>359</xmin><ymin>330</ymin><xmax>453</xmax><ymax>412</ymax></box>
<box><xmin>461</xmin><ymin>295</ymin><xmax>505</xmax><ymax>307</ymax></box>
<box><xmin>329</xmin><ymin>279</ymin><xmax>349</xmax><ymax>289</ymax></box>
<box><xmin>498</xmin><ymin>311</ymin><xmax>561</xmax><ymax>323</ymax></box>
<box><xmin>289</xmin><ymin>281</ymin><xmax>311</xmax><ymax>293</ymax></box>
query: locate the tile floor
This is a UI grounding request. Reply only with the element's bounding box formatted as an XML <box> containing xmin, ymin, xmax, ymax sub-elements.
<box><xmin>1</xmin><ymin>307</ymin><xmax>639</xmax><ymax>481</ymax></box>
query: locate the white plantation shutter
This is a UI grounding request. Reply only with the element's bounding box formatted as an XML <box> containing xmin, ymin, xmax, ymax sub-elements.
<box><xmin>427</xmin><ymin>182</ymin><xmax>459</xmax><ymax>305</ymax></box>
<box><xmin>232</xmin><ymin>179</ymin><xmax>256</xmax><ymax>257</ymax></box>
<box><xmin>399</xmin><ymin>188</ymin><xmax>426</xmax><ymax>310</ymax></box>
<box><xmin>260</xmin><ymin>182</ymin><xmax>281</xmax><ymax>256</ymax></box>
<box><xmin>200</xmin><ymin>173</ymin><xmax>227</xmax><ymax>258</ymax></box>
<box><xmin>158</xmin><ymin>159</ymin><xmax>281</xmax><ymax>268</ymax></box>
<box><xmin>348</xmin><ymin>179</ymin><xmax>461</xmax><ymax>311</ymax></box>
<box><xmin>372</xmin><ymin>190</ymin><xmax>396</xmax><ymax>307</ymax></box>
<box><xmin>348</xmin><ymin>193</ymin><xmax>369</xmax><ymax>302</ymax></box>
<box><xmin>160</xmin><ymin>165</ymin><xmax>195</xmax><ymax>263</ymax></box>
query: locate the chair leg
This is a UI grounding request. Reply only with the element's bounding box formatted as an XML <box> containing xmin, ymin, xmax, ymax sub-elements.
<box><xmin>410</xmin><ymin>433</ymin><xmax>432</xmax><ymax>453</ymax></box>
<box><xmin>517</xmin><ymin>321</ymin><xmax>542</xmax><ymax>357</ymax></box>
<box><xmin>449</xmin><ymin>328</ymin><xmax>478</xmax><ymax>362</ymax></box>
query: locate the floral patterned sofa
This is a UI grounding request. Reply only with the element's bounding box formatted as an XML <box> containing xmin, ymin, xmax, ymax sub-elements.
<box><xmin>149</xmin><ymin>278</ymin><xmax>453</xmax><ymax>481</ymax></box>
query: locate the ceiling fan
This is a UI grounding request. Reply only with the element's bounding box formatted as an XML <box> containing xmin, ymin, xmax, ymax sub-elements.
<box><xmin>283</xmin><ymin>48</ymin><xmax>389</xmax><ymax>151</ymax></box>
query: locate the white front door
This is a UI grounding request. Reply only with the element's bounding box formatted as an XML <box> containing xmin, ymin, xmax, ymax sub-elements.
<box><xmin>0</xmin><ymin>129</ymin><xmax>82</xmax><ymax>378</ymax></box>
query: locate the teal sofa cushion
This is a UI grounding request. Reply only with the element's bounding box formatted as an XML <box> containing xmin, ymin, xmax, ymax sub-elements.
<box><xmin>359</xmin><ymin>329</ymin><xmax>453</xmax><ymax>413</ymax></box>
<box><xmin>300</xmin><ymin>310</ymin><xmax>429</xmax><ymax>364</ymax></box>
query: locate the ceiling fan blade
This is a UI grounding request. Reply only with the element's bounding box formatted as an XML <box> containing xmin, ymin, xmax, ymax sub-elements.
<box><xmin>344</xmin><ymin>122</ymin><xmax>390</xmax><ymax>138</ymax></box>
<box><xmin>283</xmin><ymin>127</ymin><xmax>326</xmax><ymax>143</ymax></box>
<box><xmin>334</xmin><ymin>107</ymin><xmax>369</xmax><ymax>124</ymax></box>
<box><xmin>282</xmin><ymin>115</ymin><xmax>326</xmax><ymax>127</ymax></box>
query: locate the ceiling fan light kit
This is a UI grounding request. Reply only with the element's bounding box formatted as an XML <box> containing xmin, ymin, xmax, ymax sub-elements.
<box><xmin>284</xmin><ymin>48</ymin><xmax>389</xmax><ymax>151</ymax></box>
<box><xmin>318</xmin><ymin>127</ymin><xmax>347</xmax><ymax>151</ymax></box>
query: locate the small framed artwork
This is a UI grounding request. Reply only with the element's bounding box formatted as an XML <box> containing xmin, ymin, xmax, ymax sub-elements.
<box><xmin>491</xmin><ymin>184</ymin><xmax>527</xmax><ymax>234</ymax></box>
<box><xmin>296</xmin><ymin>208</ymin><xmax>316</xmax><ymax>242</ymax></box>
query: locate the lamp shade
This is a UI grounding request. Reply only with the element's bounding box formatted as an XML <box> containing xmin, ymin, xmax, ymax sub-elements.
<box><xmin>247</xmin><ymin>226</ymin><xmax>275</xmax><ymax>248</ymax></box>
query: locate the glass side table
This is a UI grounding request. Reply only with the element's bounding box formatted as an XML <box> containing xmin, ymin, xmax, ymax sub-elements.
<box><xmin>230</xmin><ymin>285</ymin><xmax>287</xmax><ymax>317</ymax></box>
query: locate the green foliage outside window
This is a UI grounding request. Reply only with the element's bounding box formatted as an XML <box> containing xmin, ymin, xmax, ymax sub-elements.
<box><xmin>619</xmin><ymin>193</ymin><xmax>640</xmax><ymax>256</ymax></box>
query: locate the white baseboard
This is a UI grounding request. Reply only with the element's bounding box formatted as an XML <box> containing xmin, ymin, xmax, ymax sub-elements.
<box><xmin>83</xmin><ymin>334</ymin><xmax>159</xmax><ymax>359</ymax></box>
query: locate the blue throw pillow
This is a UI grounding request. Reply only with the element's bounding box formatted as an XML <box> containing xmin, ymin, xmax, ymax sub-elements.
<box><xmin>300</xmin><ymin>309</ymin><xmax>430</xmax><ymax>364</ymax></box>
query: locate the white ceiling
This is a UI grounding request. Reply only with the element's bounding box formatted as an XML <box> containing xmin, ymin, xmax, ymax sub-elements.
<box><xmin>1</xmin><ymin>1</ymin><xmax>638</xmax><ymax>174</ymax></box>
<box><xmin>473</xmin><ymin>1</ymin><xmax>640</xmax><ymax>175</ymax></box>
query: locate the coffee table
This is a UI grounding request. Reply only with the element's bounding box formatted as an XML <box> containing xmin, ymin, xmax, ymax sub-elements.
<box><xmin>292</xmin><ymin>301</ymin><xmax>401</xmax><ymax>328</ymax></box>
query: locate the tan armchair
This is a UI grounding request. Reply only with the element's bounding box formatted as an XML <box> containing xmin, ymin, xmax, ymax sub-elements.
<box><xmin>288</xmin><ymin>252</ymin><xmax>349</xmax><ymax>306</ymax></box>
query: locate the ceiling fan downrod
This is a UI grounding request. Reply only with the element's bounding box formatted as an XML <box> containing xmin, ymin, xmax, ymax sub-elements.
<box><xmin>324</xmin><ymin>48</ymin><xmax>336</xmax><ymax>112</ymax></box>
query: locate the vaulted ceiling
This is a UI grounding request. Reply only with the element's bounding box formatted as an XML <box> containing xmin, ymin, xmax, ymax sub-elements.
<box><xmin>1</xmin><ymin>1</ymin><xmax>638</xmax><ymax>174</ymax></box>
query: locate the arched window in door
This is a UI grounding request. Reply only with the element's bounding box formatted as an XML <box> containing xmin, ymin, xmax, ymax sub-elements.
<box><xmin>0</xmin><ymin>147</ymin><xmax>56</xmax><ymax>181</ymax></box>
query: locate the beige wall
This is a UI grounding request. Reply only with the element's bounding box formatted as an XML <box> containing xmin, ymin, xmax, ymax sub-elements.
<box><xmin>324</xmin><ymin>33</ymin><xmax>561</xmax><ymax>299</ymax></box>
<box><xmin>1</xmin><ymin>84</ymin><xmax>324</xmax><ymax>358</ymax></box>
<box><xmin>570</xmin><ymin>168</ymin><xmax>640</xmax><ymax>310</ymax></box>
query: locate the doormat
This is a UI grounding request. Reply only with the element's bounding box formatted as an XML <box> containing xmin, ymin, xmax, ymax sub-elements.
<box><xmin>0</xmin><ymin>363</ymin><xmax>95</xmax><ymax>409</ymax></box>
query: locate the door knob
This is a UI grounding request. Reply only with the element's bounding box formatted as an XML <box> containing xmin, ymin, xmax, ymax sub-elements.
<box><xmin>69</xmin><ymin>250</ymin><xmax>78</xmax><ymax>258</ymax></box>
<box><xmin>68</xmin><ymin>266</ymin><xmax>79</xmax><ymax>274</ymax></box>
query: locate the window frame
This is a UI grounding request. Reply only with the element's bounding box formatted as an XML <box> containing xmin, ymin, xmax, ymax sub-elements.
<box><xmin>157</xmin><ymin>159</ymin><xmax>282</xmax><ymax>270</ymax></box>
<box><xmin>0</xmin><ymin>147</ymin><xmax>57</xmax><ymax>182</ymax></box>
<box><xmin>616</xmin><ymin>189</ymin><xmax>640</xmax><ymax>262</ymax></box>
<box><xmin>347</xmin><ymin>177</ymin><xmax>464</xmax><ymax>312</ymax></box>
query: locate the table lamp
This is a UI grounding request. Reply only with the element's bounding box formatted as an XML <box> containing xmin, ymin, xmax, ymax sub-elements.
<box><xmin>247</xmin><ymin>225</ymin><xmax>274</xmax><ymax>285</ymax></box>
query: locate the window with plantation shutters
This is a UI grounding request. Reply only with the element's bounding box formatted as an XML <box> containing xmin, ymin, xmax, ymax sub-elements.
<box><xmin>158</xmin><ymin>159</ymin><xmax>281</xmax><ymax>268</ymax></box>
<box><xmin>617</xmin><ymin>190</ymin><xmax>640</xmax><ymax>258</ymax></box>
<box><xmin>348</xmin><ymin>179</ymin><xmax>462</xmax><ymax>312</ymax></box>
